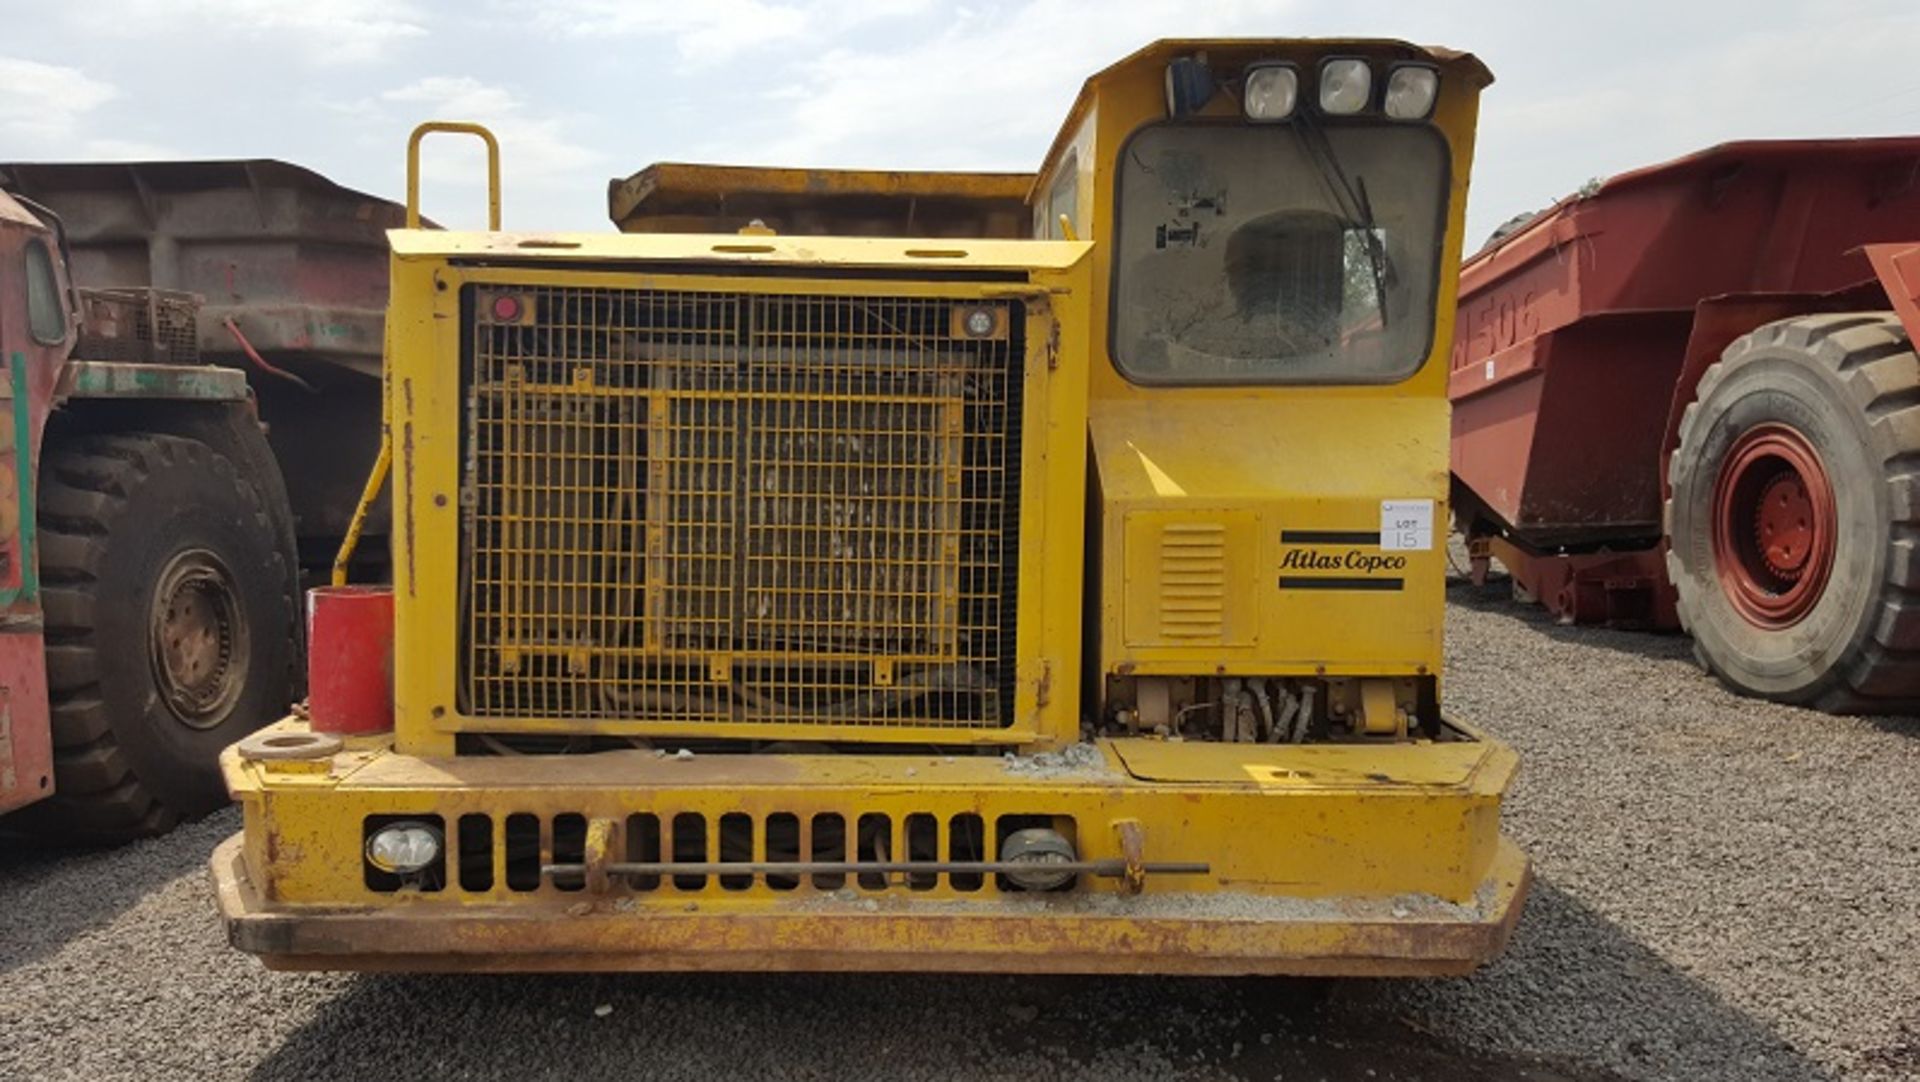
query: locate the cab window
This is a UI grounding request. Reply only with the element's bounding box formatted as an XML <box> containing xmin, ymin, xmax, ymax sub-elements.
<box><xmin>1037</xmin><ymin>153</ymin><xmax>1079</xmax><ymax>239</ymax></box>
<box><xmin>25</xmin><ymin>238</ymin><xmax>67</xmax><ymax>345</ymax></box>
<box><xmin>1112</xmin><ymin>122</ymin><xmax>1447</xmax><ymax>384</ymax></box>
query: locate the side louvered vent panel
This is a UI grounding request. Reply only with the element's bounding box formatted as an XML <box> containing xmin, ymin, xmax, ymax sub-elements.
<box><xmin>1157</xmin><ymin>523</ymin><xmax>1227</xmax><ymax>641</ymax></box>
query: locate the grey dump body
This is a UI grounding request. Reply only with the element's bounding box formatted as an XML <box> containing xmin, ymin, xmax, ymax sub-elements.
<box><xmin>0</xmin><ymin>159</ymin><xmax>403</xmax><ymax>568</ymax></box>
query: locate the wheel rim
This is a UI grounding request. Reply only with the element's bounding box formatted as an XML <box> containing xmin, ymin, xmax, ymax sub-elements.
<box><xmin>149</xmin><ymin>549</ymin><xmax>249</xmax><ymax>730</ymax></box>
<box><xmin>1710</xmin><ymin>424</ymin><xmax>1836</xmax><ymax>629</ymax></box>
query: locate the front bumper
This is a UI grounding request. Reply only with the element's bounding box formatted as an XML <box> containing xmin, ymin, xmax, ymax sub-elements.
<box><xmin>213</xmin><ymin>833</ymin><xmax>1528</xmax><ymax>975</ymax></box>
<box><xmin>213</xmin><ymin>724</ymin><xmax>1530</xmax><ymax>976</ymax></box>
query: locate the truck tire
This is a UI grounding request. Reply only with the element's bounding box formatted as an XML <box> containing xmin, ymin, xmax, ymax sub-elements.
<box><xmin>27</xmin><ymin>432</ymin><xmax>298</xmax><ymax>842</ymax></box>
<box><xmin>1666</xmin><ymin>312</ymin><xmax>1920</xmax><ymax>711</ymax></box>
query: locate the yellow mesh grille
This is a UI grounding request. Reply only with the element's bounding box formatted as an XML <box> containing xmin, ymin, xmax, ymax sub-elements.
<box><xmin>460</xmin><ymin>286</ymin><xmax>1022</xmax><ymax>730</ymax></box>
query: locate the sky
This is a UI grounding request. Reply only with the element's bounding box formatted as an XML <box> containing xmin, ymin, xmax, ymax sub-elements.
<box><xmin>4</xmin><ymin>0</ymin><xmax>1919</xmax><ymax>244</ymax></box>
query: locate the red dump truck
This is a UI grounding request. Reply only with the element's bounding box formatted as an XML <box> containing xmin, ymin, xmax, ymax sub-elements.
<box><xmin>0</xmin><ymin>162</ymin><xmax>400</xmax><ymax>840</ymax></box>
<box><xmin>1451</xmin><ymin>137</ymin><xmax>1920</xmax><ymax>712</ymax></box>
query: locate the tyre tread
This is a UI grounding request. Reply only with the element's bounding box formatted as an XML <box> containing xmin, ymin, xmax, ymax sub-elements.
<box><xmin>25</xmin><ymin>432</ymin><xmax>278</xmax><ymax>843</ymax></box>
<box><xmin>1668</xmin><ymin>312</ymin><xmax>1920</xmax><ymax>711</ymax></box>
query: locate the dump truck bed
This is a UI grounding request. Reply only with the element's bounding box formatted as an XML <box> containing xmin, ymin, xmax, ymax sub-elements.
<box><xmin>0</xmin><ymin>158</ymin><xmax>407</xmax><ymax>560</ymax></box>
<box><xmin>607</xmin><ymin>162</ymin><xmax>1034</xmax><ymax>238</ymax></box>
<box><xmin>1450</xmin><ymin>137</ymin><xmax>1920</xmax><ymax>551</ymax></box>
<box><xmin>0</xmin><ymin>159</ymin><xmax>404</xmax><ymax>376</ymax></box>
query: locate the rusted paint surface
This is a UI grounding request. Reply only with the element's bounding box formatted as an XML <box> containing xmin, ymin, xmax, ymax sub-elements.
<box><xmin>400</xmin><ymin>377</ymin><xmax>415</xmax><ymax>597</ymax></box>
<box><xmin>582</xmin><ymin>818</ymin><xmax>617</xmax><ymax>895</ymax></box>
<box><xmin>1114</xmin><ymin>818</ymin><xmax>1146</xmax><ymax>895</ymax></box>
<box><xmin>213</xmin><ymin>835</ymin><xmax>1528</xmax><ymax>976</ymax></box>
<box><xmin>0</xmin><ymin>640</ymin><xmax>52</xmax><ymax>814</ymax></box>
<box><xmin>0</xmin><ymin>193</ymin><xmax>66</xmax><ymax>816</ymax></box>
<box><xmin>215</xmin><ymin>715</ymin><xmax>1521</xmax><ymax>967</ymax></box>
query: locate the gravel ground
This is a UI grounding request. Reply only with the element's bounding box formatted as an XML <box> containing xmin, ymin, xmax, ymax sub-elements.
<box><xmin>2</xmin><ymin>583</ymin><xmax>1916</xmax><ymax>1081</ymax></box>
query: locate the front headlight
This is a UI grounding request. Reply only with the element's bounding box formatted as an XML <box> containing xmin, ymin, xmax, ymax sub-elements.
<box><xmin>1318</xmin><ymin>58</ymin><xmax>1372</xmax><ymax>115</ymax></box>
<box><xmin>1000</xmin><ymin>827</ymin><xmax>1077</xmax><ymax>891</ymax></box>
<box><xmin>1243</xmin><ymin>64</ymin><xmax>1299</xmax><ymax>121</ymax></box>
<box><xmin>365</xmin><ymin>820</ymin><xmax>443</xmax><ymax>875</ymax></box>
<box><xmin>1384</xmin><ymin>65</ymin><xmax>1439</xmax><ymax>120</ymax></box>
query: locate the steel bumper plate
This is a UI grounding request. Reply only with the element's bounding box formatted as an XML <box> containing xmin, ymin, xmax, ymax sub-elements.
<box><xmin>211</xmin><ymin>833</ymin><xmax>1529</xmax><ymax>976</ymax></box>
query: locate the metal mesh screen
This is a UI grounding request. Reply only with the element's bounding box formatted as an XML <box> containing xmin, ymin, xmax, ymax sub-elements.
<box><xmin>460</xmin><ymin>285</ymin><xmax>1023</xmax><ymax>730</ymax></box>
<box><xmin>74</xmin><ymin>287</ymin><xmax>199</xmax><ymax>364</ymax></box>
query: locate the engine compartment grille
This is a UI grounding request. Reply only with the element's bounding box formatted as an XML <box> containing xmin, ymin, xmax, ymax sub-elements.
<box><xmin>460</xmin><ymin>285</ymin><xmax>1023</xmax><ymax>729</ymax></box>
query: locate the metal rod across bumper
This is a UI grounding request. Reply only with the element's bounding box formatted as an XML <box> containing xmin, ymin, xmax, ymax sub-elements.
<box><xmin>544</xmin><ymin>859</ymin><xmax>1211</xmax><ymax>879</ymax></box>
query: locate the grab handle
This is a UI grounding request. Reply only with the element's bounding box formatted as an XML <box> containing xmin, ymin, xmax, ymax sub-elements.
<box><xmin>405</xmin><ymin>121</ymin><xmax>501</xmax><ymax>230</ymax></box>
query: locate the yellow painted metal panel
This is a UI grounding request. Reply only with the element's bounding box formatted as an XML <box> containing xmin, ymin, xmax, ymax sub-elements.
<box><xmin>387</xmin><ymin>260</ymin><xmax>1092</xmax><ymax>751</ymax></box>
<box><xmin>213</xmin><ymin>833</ymin><xmax>1529</xmax><ymax>976</ymax></box>
<box><xmin>1107</xmin><ymin>732</ymin><xmax>1506</xmax><ymax>787</ymax></box>
<box><xmin>1122</xmin><ymin>509</ymin><xmax>1259</xmax><ymax>648</ymax></box>
<box><xmin>227</xmin><ymin>36</ymin><xmax>1518</xmax><ymax>979</ymax></box>
<box><xmin>1093</xmin><ymin>398</ymin><xmax>1447</xmax><ymax>674</ymax></box>
<box><xmin>388</xmin><ymin>231</ymin><xmax>1091</xmax><ymax>270</ymax></box>
<box><xmin>222</xmin><ymin>724</ymin><xmax>1512</xmax><ymax>909</ymax></box>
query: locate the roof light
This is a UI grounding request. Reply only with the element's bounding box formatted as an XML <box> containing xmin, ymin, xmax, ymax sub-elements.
<box><xmin>1243</xmin><ymin>64</ymin><xmax>1299</xmax><ymax>122</ymax></box>
<box><xmin>1385</xmin><ymin>65</ymin><xmax>1439</xmax><ymax>120</ymax></box>
<box><xmin>1318</xmin><ymin>59</ymin><xmax>1372</xmax><ymax>115</ymax></box>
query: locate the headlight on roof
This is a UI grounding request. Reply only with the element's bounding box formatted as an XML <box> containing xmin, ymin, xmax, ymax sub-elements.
<box><xmin>1243</xmin><ymin>64</ymin><xmax>1299</xmax><ymax>121</ymax></box>
<box><xmin>1318</xmin><ymin>58</ymin><xmax>1372</xmax><ymax>115</ymax></box>
<box><xmin>1384</xmin><ymin>65</ymin><xmax>1439</xmax><ymax>120</ymax></box>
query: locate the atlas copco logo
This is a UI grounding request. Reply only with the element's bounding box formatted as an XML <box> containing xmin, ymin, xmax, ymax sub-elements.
<box><xmin>1279</xmin><ymin>548</ymin><xmax>1408</xmax><ymax>575</ymax></box>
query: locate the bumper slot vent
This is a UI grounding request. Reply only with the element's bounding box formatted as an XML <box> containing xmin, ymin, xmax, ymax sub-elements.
<box><xmin>402</xmin><ymin>810</ymin><xmax>1054</xmax><ymax>898</ymax></box>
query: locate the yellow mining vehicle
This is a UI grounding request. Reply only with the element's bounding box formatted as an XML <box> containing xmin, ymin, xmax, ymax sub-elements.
<box><xmin>212</xmin><ymin>39</ymin><xmax>1527</xmax><ymax>975</ymax></box>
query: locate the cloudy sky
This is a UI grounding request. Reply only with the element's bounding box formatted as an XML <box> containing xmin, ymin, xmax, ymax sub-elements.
<box><xmin>4</xmin><ymin>0</ymin><xmax>1918</xmax><ymax>243</ymax></box>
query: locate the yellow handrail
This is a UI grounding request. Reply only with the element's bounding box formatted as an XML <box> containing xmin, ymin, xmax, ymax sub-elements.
<box><xmin>341</xmin><ymin>121</ymin><xmax>500</xmax><ymax>586</ymax></box>
<box><xmin>331</xmin><ymin>437</ymin><xmax>391</xmax><ymax>586</ymax></box>
<box><xmin>405</xmin><ymin>121</ymin><xmax>502</xmax><ymax>230</ymax></box>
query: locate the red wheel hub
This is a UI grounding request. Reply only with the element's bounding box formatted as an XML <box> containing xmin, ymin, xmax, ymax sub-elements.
<box><xmin>1710</xmin><ymin>424</ymin><xmax>1836</xmax><ymax>629</ymax></box>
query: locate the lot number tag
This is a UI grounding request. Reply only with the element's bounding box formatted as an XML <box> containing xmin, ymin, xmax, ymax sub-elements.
<box><xmin>1380</xmin><ymin>499</ymin><xmax>1434</xmax><ymax>551</ymax></box>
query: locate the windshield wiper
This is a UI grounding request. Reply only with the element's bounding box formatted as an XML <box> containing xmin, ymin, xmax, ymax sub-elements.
<box><xmin>1293</xmin><ymin>114</ymin><xmax>1392</xmax><ymax>328</ymax></box>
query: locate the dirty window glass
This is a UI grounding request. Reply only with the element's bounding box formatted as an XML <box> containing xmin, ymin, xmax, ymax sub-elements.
<box><xmin>25</xmin><ymin>239</ymin><xmax>67</xmax><ymax>345</ymax></box>
<box><xmin>1042</xmin><ymin>156</ymin><xmax>1078</xmax><ymax>239</ymax></box>
<box><xmin>1113</xmin><ymin>123</ymin><xmax>1447</xmax><ymax>384</ymax></box>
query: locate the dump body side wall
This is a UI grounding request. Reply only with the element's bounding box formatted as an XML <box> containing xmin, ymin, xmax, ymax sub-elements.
<box><xmin>608</xmin><ymin>164</ymin><xmax>1034</xmax><ymax>238</ymax></box>
<box><xmin>0</xmin><ymin>160</ymin><xmax>402</xmax><ymax>568</ymax></box>
<box><xmin>1451</xmin><ymin>139</ymin><xmax>1920</xmax><ymax>552</ymax></box>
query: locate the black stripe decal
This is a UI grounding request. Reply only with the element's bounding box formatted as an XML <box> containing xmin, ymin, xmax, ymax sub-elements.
<box><xmin>1277</xmin><ymin>576</ymin><xmax>1404</xmax><ymax>591</ymax></box>
<box><xmin>1281</xmin><ymin>529</ymin><xmax>1382</xmax><ymax>545</ymax></box>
